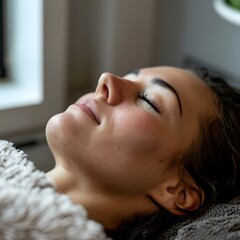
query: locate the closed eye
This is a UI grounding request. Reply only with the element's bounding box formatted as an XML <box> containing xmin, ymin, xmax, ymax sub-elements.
<box><xmin>138</xmin><ymin>92</ymin><xmax>160</xmax><ymax>113</ymax></box>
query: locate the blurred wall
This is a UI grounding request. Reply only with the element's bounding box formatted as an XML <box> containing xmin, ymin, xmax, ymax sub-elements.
<box><xmin>155</xmin><ymin>0</ymin><xmax>240</xmax><ymax>83</ymax></box>
<box><xmin>67</xmin><ymin>0</ymin><xmax>157</xmax><ymax>103</ymax></box>
<box><xmin>67</xmin><ymin>0</ymin><xmax>240</xmax><ymax>104</ymax></box>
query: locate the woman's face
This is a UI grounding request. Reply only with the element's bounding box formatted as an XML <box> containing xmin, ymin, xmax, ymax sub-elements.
<box><xmin>46</xmin><ymin>66</ymin><xmax>215</xmax><ymax>199</ymax></box>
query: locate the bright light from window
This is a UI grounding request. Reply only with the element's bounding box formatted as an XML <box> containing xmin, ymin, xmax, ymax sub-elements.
<box><xmin>0</xmin><ymin>0</ymin><xmax>43</xmax><ymax>110</ymax></box>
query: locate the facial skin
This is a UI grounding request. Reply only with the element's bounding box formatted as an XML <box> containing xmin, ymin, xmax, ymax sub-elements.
<box><xmin>46</xmin><ymin>66</ymin><xmax>216</xmax><ymax>228</ymax></box>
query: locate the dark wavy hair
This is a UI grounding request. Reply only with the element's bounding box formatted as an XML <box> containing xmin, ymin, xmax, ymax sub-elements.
<box><xmin>106</xmin><ymin>68</ymin><xmax>240</xmax><ymax>240</ymax></box>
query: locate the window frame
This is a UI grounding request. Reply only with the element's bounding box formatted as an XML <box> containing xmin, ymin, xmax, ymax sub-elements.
<box><xmin>0</xmin><ymin>0</ymin><xmax>68</xmax><ymax>137</ymax></box>
<box><xmin>0</xmin><ymin>0</ymin><xmax>5</xmax><ymax>77</ymax></box>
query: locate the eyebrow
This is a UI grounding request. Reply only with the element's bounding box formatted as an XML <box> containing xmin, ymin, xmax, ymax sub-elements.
<box><xmin>128</xmin><ymin>68</ymin><xmax>183</xmax><ymax>116</ymax></box>
<box><xmin>151</xmin><ymin>77</ymin><xmax>183</xmax><ymax>117</ymax></box>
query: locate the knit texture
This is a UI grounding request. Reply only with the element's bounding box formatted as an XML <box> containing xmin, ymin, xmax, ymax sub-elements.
<box><xmin>160</xmin><ymin>193</ymin><xmax>240</xmax><ymax>239</ymax></box>
<box><xmin>158</xmin><ymin>201</ymin><xmax>240</xmax><ymax>240</ymax></box>
<box><xmin>0</xmin><ymin>140</ymin><xmax>108</xmax><ymax>240</ymax></box>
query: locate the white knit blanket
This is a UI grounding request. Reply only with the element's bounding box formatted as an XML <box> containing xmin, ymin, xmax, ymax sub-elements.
<box><xmin>0</xmin><ymin>140</ymin><xmax>108</xmax><ymax>240</ymax></box>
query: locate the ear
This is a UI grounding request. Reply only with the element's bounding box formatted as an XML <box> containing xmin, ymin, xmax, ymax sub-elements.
<box><xmin>148</xmin><ymin>172</ymin><xmax>204</xmax><ymax>215</ymax></box>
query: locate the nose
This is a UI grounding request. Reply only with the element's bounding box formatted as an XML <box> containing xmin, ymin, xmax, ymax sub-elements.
<box><xmin>95</xmin><ymin>73</ymin><xmax>126</xmax><ymax>105</ymax></box>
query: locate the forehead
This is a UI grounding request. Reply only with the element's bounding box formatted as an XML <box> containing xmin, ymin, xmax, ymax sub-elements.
<box><xmin>128</xmin><ymin>66</ymin><xmax>204</xmax><ymax>86</ymax></box>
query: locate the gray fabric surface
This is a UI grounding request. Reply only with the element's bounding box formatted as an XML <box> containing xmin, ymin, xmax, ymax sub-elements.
<box><xmin>160</xmin><ymin>195</ymin><xmax>240</xmax><ymax>239</ymax></box>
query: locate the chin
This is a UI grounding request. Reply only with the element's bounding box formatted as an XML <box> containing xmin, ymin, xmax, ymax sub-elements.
<box><xmin>45</xmin><ymin>113</ymin><xmax>74</xmax><ymax>155</ymax></box>
<box><xmin>45</xmin><ymin>115</ymin><xmax>60</xmax><ymax>153</ymax></box>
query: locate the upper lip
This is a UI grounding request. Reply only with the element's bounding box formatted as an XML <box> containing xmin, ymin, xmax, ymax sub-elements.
<box><xmin>75</xmin><ymin>99</ymin><xmax>101</xmax><ymax>124</ymax></box>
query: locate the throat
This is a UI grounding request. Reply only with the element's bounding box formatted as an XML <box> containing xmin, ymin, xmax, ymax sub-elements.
<box><xmin>68</xmin><ymin>192</ymin><xmax>155</xmax><ymax>229</ymax></box>
<box><xmin>46</xmin><ymin>167</ymin><xmax>154</xmax><ymax>229</ymax></box>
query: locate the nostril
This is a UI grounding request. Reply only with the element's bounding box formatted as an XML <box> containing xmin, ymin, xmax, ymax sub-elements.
<box><xmin>96</xmin><ymin>73</ymin><xmax>123</xmax><ymax>105</ymax></box>
<box><xmin>103</xmin><ymin>84</ymin><xmax>109</xmax><ymax>99</ymax></box>
<box><xmin>95</xmin><ymin>80</ymin><xmax>109</xmax><ymax>101</ymax></box>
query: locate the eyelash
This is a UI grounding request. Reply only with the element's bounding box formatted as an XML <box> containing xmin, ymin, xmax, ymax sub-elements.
<box><xmin>138</xmin><ymin>92</ymin><xmax>160</xmax><ymax>113</ymax></box>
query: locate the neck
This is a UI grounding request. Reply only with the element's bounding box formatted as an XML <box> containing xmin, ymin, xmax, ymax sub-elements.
<box><xmin>46</xmin><ymin>165</ymin><xmax>153</xmax><ymax>229</ymax></box>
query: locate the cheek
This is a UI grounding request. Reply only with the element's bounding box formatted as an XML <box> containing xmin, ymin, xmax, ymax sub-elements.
<box><xmin>114</xmin><ymin>109</ymin><xmax>162</xmax><ymax>153</ymax></box>
<box><xmin>111</xmin><ymin>108</ymin><xmax>183</xmax><ymax>162</ymax></box>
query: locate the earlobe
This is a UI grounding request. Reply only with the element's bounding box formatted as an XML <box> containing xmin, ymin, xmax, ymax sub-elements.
<box><xmin>148</xmin><ymin>173</ymin><xmax>204</xmax><ymax>215</ymax></box>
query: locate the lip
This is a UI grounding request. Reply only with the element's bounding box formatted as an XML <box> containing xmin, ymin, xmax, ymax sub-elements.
<box><xmin>73</xmin><ymin>99</ymin><xmax>100</xmax><ymax>124</ymax></box>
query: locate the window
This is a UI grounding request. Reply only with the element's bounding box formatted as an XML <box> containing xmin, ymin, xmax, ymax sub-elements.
<box><xmin>0</xmin><ymin>0</ymin><xmax>5</xmax><ymax>77</ymax></box>
<box><xmin>0</xmin><ymin>0</ymin><xmax>68</xmax><ymax>137</ymax></box>
<box><xmin>0</xmin><ymin>0</ymin><xmax>43</xmax><ymax>110</ymax></box>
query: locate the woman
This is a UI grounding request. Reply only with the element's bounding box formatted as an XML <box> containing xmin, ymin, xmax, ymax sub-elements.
<box><xmin>46</xmin><ymin>66</ymin><xmax>240</xmax><ymax>239</ymax></box>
